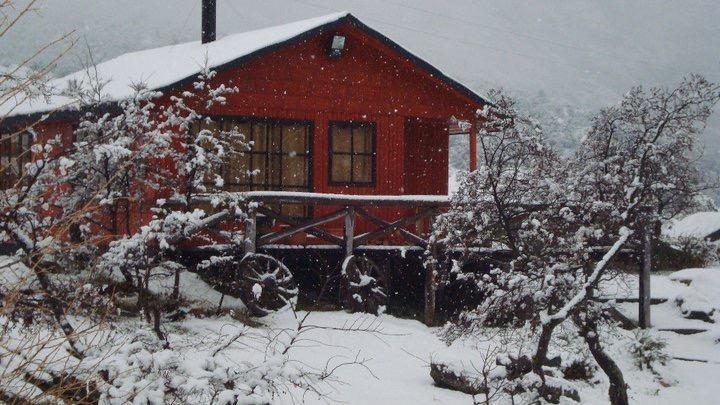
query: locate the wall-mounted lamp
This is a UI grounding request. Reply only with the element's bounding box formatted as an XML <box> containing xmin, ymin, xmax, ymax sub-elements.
<box><xmin>329</xmin><ymin>34</ymin><xmax>346</xmax><ymax>58</ymax></box>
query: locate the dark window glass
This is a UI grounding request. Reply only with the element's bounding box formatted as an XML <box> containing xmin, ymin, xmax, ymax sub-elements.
<box><xmin>329</xmin><ymin>122</ymin><xmax>375</xmax><ymax>185</ymax></box>
<box><xmin>0</xmin><ymin>132</ymin><xmax>33</xmax><ymax>190</ymax></box>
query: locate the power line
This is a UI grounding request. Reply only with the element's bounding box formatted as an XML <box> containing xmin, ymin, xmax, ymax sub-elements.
<box><xmin>290</xmin><ymin>0</ymin><xmax>611</xmax><ymax>75</ymax></box>
<box><xmin>382</xmin><ymin>0</ymin><xmax>720</xmax><ymax>76</ymax></box>
<box><xmin>292</xmin><ymin>0</ymin><xmax>720</xmax><ymax>77</ymax></box>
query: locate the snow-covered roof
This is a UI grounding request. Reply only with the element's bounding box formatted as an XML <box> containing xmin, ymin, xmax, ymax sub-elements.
<box><xmin>4</xmin><ymin>12</ymin><xmax>487</xmax><ymax>121</ymax></box>
<box><xmin>4</xmin><ymin>12</ymin><xmax>350</xmax><ymax>118</ymax></box>
<box><xmin>663</xmin><ymin>211</ymin><xmax>720</xmax><ymax>240</ymax></box>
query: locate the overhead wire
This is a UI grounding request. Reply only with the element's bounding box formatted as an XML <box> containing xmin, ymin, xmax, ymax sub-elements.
<box><xmin>291</xmin><ymin>0</ymin><xmax>720</xmax><ymax>77</ymax></box>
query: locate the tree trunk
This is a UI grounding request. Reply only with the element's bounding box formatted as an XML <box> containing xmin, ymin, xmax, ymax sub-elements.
<box><xmin>172</xmin><ymin>266</ymin><xmax>181</xmax><ymax>302</ymax></box>
<box><xmin>575</xmin><ymin>316</ymin><xmax>628</xmax><ymax>405</ymax></box>
<box><xmin>32</xmin><ymin>262</ymin><xmax>84</xmax><ymax>359</ymax></box>
<box><xmin>532</xmin><ymin>322</ymin><xmax>556</xmax><ymax>377</ymax></box>
<box><xmin>532</xmin><ymin>321</ymin><xmax>560</xmax><ymax>403</ymax></box>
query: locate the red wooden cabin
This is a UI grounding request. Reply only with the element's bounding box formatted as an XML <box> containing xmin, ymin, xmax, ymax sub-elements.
<box><xmin>1</xmin><ymin>9</ymin><xmax>491</xmax><ymax>323</ymax></box>
<box><xmin>2</xmin><ymin>11</ymin><xmax>487</xmax><ymax>244</ymax></box>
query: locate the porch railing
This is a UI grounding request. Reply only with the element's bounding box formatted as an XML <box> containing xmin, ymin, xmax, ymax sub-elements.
<box><xmin>190</xmin><ymin>191</ymin><xmax>449</xmax><ymax>253</ymax></box>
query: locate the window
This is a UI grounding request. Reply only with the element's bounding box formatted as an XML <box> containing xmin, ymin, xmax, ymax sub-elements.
<box><xmin>194</xmin><ymin>117</ymin><xmax>312</xmax><ymax>217</ymax></box>
<box><xmin>0</xmin><ymin>132</ymin><xmax>32</xmax><ymax>190</ymax></box>
<box><xmin>329</xmin><ymin>121</ymin><xmax>375</xmax><ymax>185</ymax></box>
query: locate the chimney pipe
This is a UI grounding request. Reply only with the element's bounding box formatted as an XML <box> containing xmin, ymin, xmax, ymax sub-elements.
<box><xmin>201</xmin><ymin>0</ymin><xmax>216</xmax><ymax>44</ymax></box>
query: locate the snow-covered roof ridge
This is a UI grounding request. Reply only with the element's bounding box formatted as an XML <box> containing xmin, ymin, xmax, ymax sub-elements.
<box><xmin>3</xmin><ymin>11</ymin><xmax>488</xmax><ymax>122</ymax></box>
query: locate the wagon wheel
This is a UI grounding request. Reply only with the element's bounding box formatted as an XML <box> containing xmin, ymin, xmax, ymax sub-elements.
<box><xmin>236</xmin><ymin>253</ymin><xmax>298</xmax><ymax>317</ymax></box>
<box><xmin>340</xmin><ymin>255</ymin><xmax>388</xmax><ymax>315</ymax></box>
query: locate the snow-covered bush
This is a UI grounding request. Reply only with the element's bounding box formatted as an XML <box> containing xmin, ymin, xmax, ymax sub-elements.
<box><xmin>628</xmin><ymin>330</ymin><xmax>669</xmax><ymax>374</ymax></box>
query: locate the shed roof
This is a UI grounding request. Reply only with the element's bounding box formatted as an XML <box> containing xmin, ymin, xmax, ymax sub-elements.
<box><xmin>3</xmin><ymin>12</ymin><xmax>488</xmax><ymax>124</ymax></box>
<box><xmin>664</xmin><ymin>211</ymin><xmax>720</xmax><ymax>240</ymax></box>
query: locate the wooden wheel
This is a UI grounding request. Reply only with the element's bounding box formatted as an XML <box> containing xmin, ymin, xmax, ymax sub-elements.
<box><xmin>340</xmin><ymin>255</ymin><xmax>388</xmax><ymax>315</ymax></box>
<box><xmin>236</xmin><ymin>253</ymin><xmax>298</xmax><ymax>317</ymax></box>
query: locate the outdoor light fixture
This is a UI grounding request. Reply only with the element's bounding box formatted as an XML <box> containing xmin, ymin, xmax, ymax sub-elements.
<box><xmin>329</xmin><ymin>34</ymin><xmax>346</xmax><ymax>58</ymax></box>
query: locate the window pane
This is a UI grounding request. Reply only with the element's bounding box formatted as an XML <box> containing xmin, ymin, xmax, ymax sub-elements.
<box><xmin>19</xmin><ymin>133</ymin><xmax>31</xmax><ymax>166</ymax></box>
<box><xmin>331</xmin><ymin>125</ymin><xmax>351</xmax><ymax>153</ymax></box>
<box><xmin>352</xmin><ymin>126</ymin><xmax>373</xmax><ymax>154</ymax></box>
<box><xmin>331</xmin><ymin>155</ymin><xmax>352</xmax><ymax>182</ymax></box>
<box><xmin>352</xmin><ymin>155</ymin><xmax>373</xmax><ymax>183</ymax></box>
<box><xmin>282</xmin><ymin>125</ymin><xmax>307</xmax><ymax>155</ymax></box>
<box><xmin>268</xmin><ymin>153</ymin><xmax>282</xmax><ymax>187</ymax></box>
<box><xmin>252</xmin><ymin>122</ymin><xmax>267</xmax><ymax>152</ymax></box>
<box><xmin>224</xmin><ymin>153</ymin><xmax>250</xmax><ymax>185</ymax></box>
<box><xmin>202</xmin><ymin>120</ymin><xmax>221</xmax><ymax>135</ymax></box>
<box><xmin>233</xmin><ymin>122</ymin><xmax>251</xmax><ymax>148</ymax></box>
<box><xmin>270</xmin><ymin>124</ymin><xmax>282</xmax><ymax>153</ymax></box>
<box><xmin>282</xmin><ymin>156</ymin><xmax>308</xmax><ymax>187</ymax></box>
<box><xmin>281</xmin><ymin>203</ymin><xmax>306</xmax><ymax>218</ymax></box>
<box><xmin>224</xmin><ymin>183</ymin><xmax>250</xmax><ymax>192</ymax></box>
<box><xmin>251</xmin><ymin>153</ymin><xmax>267</xmax><ymax>186</ymax></box>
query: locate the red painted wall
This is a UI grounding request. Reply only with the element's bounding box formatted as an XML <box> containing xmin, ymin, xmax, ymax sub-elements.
<box><xmin>194</xmin><ymin>21</ymin><xmax>480</xmax><ymax>196</ymax></box>
<box><xmin>404</xmin><ymin>118</ymin><xmax>450</xmax><ymax>196</ymax></box>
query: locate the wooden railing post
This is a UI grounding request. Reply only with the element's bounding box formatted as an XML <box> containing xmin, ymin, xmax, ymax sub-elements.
<box><xmin>344</xmin><ymin>206</ymin><xmax>355</xmax><ymax>258</ymax></box>
<box><xmin>245</xmin><ymin>205</ymin><xmax>257</xmax><ymax>254</ymax></box>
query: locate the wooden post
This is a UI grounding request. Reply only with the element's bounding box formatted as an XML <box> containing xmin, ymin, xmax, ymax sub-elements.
<box><xmin>639</xmin><ymin>226</ymin><xmax>652</xmax><ymax>328</ymax></box>
<box><xmin>344</xmin><ymin>206</ymin><xmax>355</xmax><ymax>258</ymax></box>
<box><xmin>245</xmin><ymin>206</ymin><xmax>256</xmax><ymax>254</ymax></box>
<box><xmin>424</xmin><ymin>244</ymin><xmax>437</xmax><ymax>326</ymax></box>
<box><xmin>468</xmin><ymin>128</ymin><xmax>478</xmax><ymax>172</ymax></box>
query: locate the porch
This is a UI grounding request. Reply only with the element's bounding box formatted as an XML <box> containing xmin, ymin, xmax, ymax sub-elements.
<box><xmin>186</xmin><ymin>191</ymin><xmax>450</xmax><ymax>324</ymax></box>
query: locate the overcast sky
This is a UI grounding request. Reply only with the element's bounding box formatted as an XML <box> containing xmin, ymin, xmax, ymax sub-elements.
<box><xmin>2</xmin><ymin>1</ymin><xmax>718</xmax><ymax>105</ymax></box>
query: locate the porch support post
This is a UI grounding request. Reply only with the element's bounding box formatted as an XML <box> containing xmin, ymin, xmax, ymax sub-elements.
<box><xmin>424</xmin><ymin>243</ymin><xmax>437</xmax><ymax>326</ymax></box>
<box><xmin>469</xmin><ymin>123</ymin><xmax>478</xmax><ymax>172</ymax></box>
<box><xmin>639</xmin><ymin>224</ymin><xmax>652</xmax><ymax>328</ymax></box>
<box><xmin>245</xmin><ymin>205</ymin><xmax>257</xmax><ymax>254</ymax></box>
<box><xmin>344</xmin><ymin>206</ymin><xmax>355</xmax><ymax>258</ymax></box>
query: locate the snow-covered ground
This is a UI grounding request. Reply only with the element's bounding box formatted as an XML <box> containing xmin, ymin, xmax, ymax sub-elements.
<box><xmin>4</xmin><ymin>252</ymin><xmax>720</xmax><ymax>404</ymax></box>
<box><xmin>175</xmin><ymin>266</ymin><xmax>720</xmax><ymax>404</ymax></box>
<box><xmin>150</xmin><ymin>267</ymin><xmax>720</xmax><ymax>404</ymax></box>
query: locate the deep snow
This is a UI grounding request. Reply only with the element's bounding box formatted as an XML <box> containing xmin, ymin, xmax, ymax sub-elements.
<box><xmin>3</xmin><ymin>252</ymin><xmax>720</xmax><ymax>403</ymax></box>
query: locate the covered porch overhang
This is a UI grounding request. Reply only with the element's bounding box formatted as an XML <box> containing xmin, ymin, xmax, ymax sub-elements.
<box><xmin>448</xmin><ymin>116</ymin><xmax>477</xmax><ymax>172</ymax></box>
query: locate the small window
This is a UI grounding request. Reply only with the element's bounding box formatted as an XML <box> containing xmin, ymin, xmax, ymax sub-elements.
<box><xmin>329</xmin><ymin>121</ymin><xmax>375</xmax><ymax>185</ymax></box>
<box><xmin>0</xmin><ymin>132</ymin><xmax>32</xmax><ymax>190</ymax></box>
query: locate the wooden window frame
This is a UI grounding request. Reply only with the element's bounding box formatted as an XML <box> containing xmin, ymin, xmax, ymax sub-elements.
<box><xmin>197</xmin><ymin>116</ymin><xmax>314</xmax><ymax>193</ymax></box>
<box><xmin>328</xmin><ymin>121</ymin><xmax>376</xmax><ymax>187</ymax></box>
<box><xmin>0</xmin><ymin>131</ymin><xmax>33</xmax><ymax>190</ymax></box>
